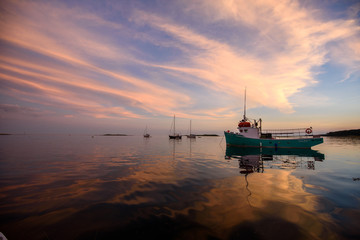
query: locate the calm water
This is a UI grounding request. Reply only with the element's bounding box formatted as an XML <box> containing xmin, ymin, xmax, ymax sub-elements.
<box><xmin>0</xmin><ymin>135</ymin><xmax>359</xmax><ymax>240</ymax></box>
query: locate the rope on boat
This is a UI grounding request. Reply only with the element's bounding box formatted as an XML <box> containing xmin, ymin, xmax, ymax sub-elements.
<box><xmin>219</xmin><ymin>135</ymin><xmax>224</xmax><ymax>145</ymax></box>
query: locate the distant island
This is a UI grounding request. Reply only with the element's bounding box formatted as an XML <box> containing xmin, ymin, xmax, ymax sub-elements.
<box><xmin>196</xmin><ymin>134</ymin><xmax>219</xmax><ymax>137</ymax></box>
<box><xmin>103</xmin><ymin>134</ymin><xmax>129</xmax><ymax>136</ymax></box>
<box><xmin>324</xmin><ymin>129</ymin><xmax>360</xmax><ymax>136</ymax></box>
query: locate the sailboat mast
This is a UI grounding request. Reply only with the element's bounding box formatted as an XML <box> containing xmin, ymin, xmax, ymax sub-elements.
<box><xmin>190</xmin><ymin>120</ymin><xmax>192</xmax><ymax>134</ymax></box>
<box><xmin>173</xmin><ymin>115</ymin><xmax>176</xmax><ymax>135</ymax></box>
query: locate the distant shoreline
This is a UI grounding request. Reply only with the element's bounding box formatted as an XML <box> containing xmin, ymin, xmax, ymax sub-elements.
<box><xmin>323</xmin><ymin>129</ymin><xmax>360</xmax><ymax>136</ymax></box>
<box><xmin>102</xmin><ymin>134</ymin><xmax>129</xmax><ymax>136</ymax></box>
<box><xmin>195</xmin><ymin>134</ymin><xmax>219</xmax><ymax>137</ymax></box>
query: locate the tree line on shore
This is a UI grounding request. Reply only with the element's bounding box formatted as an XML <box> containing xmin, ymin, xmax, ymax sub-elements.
<box><xmin>324</xmin><ymin>129</ymin><xmax>360</xmax><ymax>136</ymax></box>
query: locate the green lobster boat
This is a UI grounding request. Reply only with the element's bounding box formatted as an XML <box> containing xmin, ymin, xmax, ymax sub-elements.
<box><xmin>224</xmin><ymin>130</ymin><xmax>323</xmax><ymax>149</ymax></box>
<box><xmin>224</xmin><ymin>90</ymin><xmax>323</xmax><ymax>149</ymax></box>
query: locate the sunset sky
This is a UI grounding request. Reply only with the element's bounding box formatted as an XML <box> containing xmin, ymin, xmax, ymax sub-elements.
<box><xmin>1</xmin><ymin>0</ymin><xmax>359</xmax><ymax>135</ymax></box>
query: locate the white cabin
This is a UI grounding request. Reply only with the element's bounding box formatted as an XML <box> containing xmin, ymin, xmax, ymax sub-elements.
<box><xmin>237</xmin><ymin>126</ymin><xmax>260</xmax><ymax>139</ymax></box>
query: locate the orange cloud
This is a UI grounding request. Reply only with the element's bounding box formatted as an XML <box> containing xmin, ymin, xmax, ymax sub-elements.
<box><xmin>0</xmin><ymin>0</ymin><xmax>358</xmax><ymax>123</ymax></box>
<box><xmin>0</xmin><ymin>58</ymin><xmax>190</xmax><ymax>119</ymax></box>
<box><xmin>132</xmin><ymin>1</ymin><xmax>359</xmax><ymax>113</ymax></box>
<box><xmin>0</xmin><ymin>1</ymin><xmax>193</xmax><ymax>119</ymax></box>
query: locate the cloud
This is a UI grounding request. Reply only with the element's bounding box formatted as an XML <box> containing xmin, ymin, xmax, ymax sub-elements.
<box><xmin>130</xmin><ymin>8</ymin><xmax>302</xmax><ymax>112</ymax></box>
<box><xmin>0</xmin><ymin>104</ymin><xmax>45</xmax><ymax>118</ymax></box>
<box><xmin>174</xmin><ymin>0</ymin><xmax>360</xmax><ymax>109</ymax></box>
<box><xmin>0</xmin><ymin>0</ymin><xmax>359</xmax><ymax>123</ymax></box>
<box><xmin>0</xmin><ymin>57</ymin><xmax>185</xmax><ymax>119</ymax></box>
<box><xmin>0</xmin><ymin>1</ymin><xmax>193</xmax><ymax>119</ymax></box>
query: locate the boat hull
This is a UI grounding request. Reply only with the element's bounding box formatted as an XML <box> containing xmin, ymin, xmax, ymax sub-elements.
<box><xmin>224</xmin><ymin>131</ymin><xmax>323</xmax><ymax>149</ymax></box>
<box><xmin>169</xmin><ymin>135</ymin><xmax>182</xmax><ymax>139</ymax></box>
<box><xmin>186</xmin><ymin>134</ymin><xmax>196</xmax><ymax>138</ymax></box>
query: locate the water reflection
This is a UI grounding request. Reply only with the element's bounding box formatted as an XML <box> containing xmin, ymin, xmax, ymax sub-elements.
<box><xmin>220</xmin><ymin>146</ymin><xmax>340</xmax><ymax>239</ymax></box>
<box><xmin>226</xmin><ymin>146</ymin><xmax>325</xmax><ymax>174</ymax></box>
<box><xmin>1</xmin><ymin>135</ymin><xmax>359</xmax><ymax>239</ymax></box>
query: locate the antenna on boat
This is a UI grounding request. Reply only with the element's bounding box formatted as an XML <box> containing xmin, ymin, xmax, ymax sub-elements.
<box><xmin>243</xmin><ymin>88</ymin><xmax>247</xmax><ymax>121</ymax></box>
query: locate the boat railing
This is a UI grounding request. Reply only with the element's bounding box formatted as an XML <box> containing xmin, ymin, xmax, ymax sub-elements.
<box><xmin>261</xmin><ymin>128</ymin><xmax>313</xmax><ymax>139</ymax></box>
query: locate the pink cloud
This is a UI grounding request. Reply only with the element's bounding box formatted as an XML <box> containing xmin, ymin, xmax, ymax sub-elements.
<box><xmin>1</xmin><ymin>0</ymin><xmax>358</xmax><ymax>125</ymax></box>
<box><xmin>131</xmin><ymin>1</ymin><xmax>359</xmax><ymax>113</ymax></box>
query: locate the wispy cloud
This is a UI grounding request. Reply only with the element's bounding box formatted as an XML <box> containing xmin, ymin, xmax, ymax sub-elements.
<box><xmin>0</xmin><ymin>55</ymin><xmax>190</xmax><ymax>118</ymax></box>
<box><xmin>0</xmin><ymin>1</ymin><xmax>193</xmax><ymax>119</ymax></box>
<box><xmin>131</xmin><ymin>0</ymin><xmax>359</xmax><ymax>112</ymax></box>
<box><xmin>0</xmin><ymin>0</ymin><xmax>359</xmax><ymax>126</ymax></box>
<box><xmin>0</xmin><ymin>103</ymin><xmax>46</xmax><ymax>118</ymax></box>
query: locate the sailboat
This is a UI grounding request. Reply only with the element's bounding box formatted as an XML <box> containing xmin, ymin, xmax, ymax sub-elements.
<box><xmin>187</xmin><ymin>120</ymin><xmax>196</xmax><ymax>138</ymax></box>
<box><xmin>224</xmin><ymin>89</ymin><xmax>323</xmax><ymax>148</ymax></box>
<box><xmin>169</xmin><ymin>115</ymin><xmax>182</xmax><ymax>139</ymax></box>
<box><xmin>143</xmin><ymin>126</ymin><xmax>150</xmax><ymax>138</ymax></box>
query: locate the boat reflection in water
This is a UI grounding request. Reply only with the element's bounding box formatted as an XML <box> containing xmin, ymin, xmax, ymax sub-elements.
<box><xmin>225</xmin><ymin>146</ymin><xmax>324</xmax><ymax>174</ymax></box>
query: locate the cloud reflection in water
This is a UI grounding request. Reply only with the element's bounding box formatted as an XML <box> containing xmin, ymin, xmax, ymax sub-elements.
<box><xmin>0</xmin><ymin>135</ymin><xmax>357</xmax><ymax>239</ymax></box>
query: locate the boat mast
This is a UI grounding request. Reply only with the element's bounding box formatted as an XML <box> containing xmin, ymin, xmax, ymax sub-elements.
<box><xmin>190</xmin><ymin>120</ymin><xmax>192</xmax><ymax>135</ymax></box>
<box><xmin>173</xmin><ymin>115</ymin><xmax>176</xmax><ymax>135</ymax></box>
<box><xmin>243</xmin><ymin>88</ymin><xmax>247</xmax><ymax>121</ymax></box>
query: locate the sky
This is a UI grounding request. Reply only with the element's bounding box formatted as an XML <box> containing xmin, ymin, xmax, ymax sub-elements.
<box><xmin>0</xmin><ymin>0</ymin><xmax>359</xmax><ymax>135</ymax></box>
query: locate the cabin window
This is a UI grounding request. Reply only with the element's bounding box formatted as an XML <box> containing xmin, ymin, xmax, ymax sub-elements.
<box><xmin>244</xmin><ymin>129</ymin><xmax>248</xmax><ymax>132</ymax></box>
<box><xmin>240</xmin><ymin>130</ymin><xmax>243</xmax><ymax>132</ymax></box>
